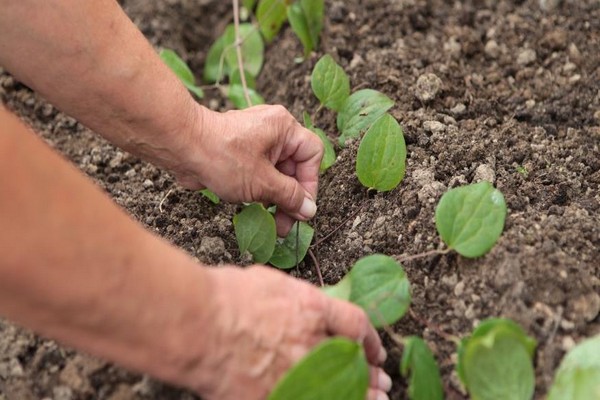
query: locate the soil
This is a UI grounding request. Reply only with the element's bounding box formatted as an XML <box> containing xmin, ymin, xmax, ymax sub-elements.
<box><xmin>1</xmin><ymin>0</ymin><xmax>599</xmax><ymax>399</ymax></box>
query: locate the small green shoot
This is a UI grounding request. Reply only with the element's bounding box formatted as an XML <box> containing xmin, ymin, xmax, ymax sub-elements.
<box><xmin>303</xmin><ymin>112</ymin><xmax>335</xmax><ymax>172</ymax></box>
<box><xmin>311</xmin><ymin>54</ymin><xmax>350</xmax><ymax>112</ymax></box>
<box><xmin>233</xmin><ymin>203</ymin><xmax>276</xmax><ymax>263</ymax></box>
<box><xmin>400</xmin><ymin>336</ymin><xmax>444</xmax><ymax>400</ymax></box>
<box><xmin>257</xmin><ymin>0</ymin><xmax>289</xmax><ymax>42</ymax></box>
<box><xmin>228</xmin><ymin>85</ymin><xmax>265</xmax><ymax>109</ymax></box>
<box><xmin>325</xmin><ymin>254</ymin><xmax>411</xmax><ymax>328</ymax></box>
<box><xmin>547</xmin><ymin>334</ymin><xmax>600</xmax><ymax>400</ymax></box>
<box><xmin>435</xmin><ymin>181</ymin><xmax>507</xmax><ymax>258</ymax></box>
<box><xmin>159</xmin><ymin>49</ymin><xmax>204</xmax><ymax>98</ymax></box>
<box><xmin>200</xmin><ymin>189</ymin><xmax>220</xmax><ymax>204</ymax></box>
<box><xmin>356</xmin><ymin>113</ymin><xmax>407</xmax><ymax>192</ymax></box>
<box><xmin>457</xmin><ymin>318</ymin><xmax>537</xmax><ymax>400</ymax></box>
<box><xmin>337</xmin><ymin>89</ymin><xmax>395</xmax><ymax>145</ymax></box>
<box><xmin>268</xmin><ymin>337</ymin><xmax>369</xmax><ymax>400</ymax></box>
<box><xmin>269</xmin><ymin>221</ymin><xmax>314</xmax><ymax>269</ymax></box>
<box><xmin>287</xmin><ymin>0</ymin><xmax>325</xmax><ymax>57</ymax></box>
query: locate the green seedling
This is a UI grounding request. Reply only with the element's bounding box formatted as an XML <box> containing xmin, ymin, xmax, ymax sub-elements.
<box><xmin>303</xmin><ymin>112</ymin><xmax>335</xmax><ymax>172</ymax></box>
<box><xmin>435</xmin><ymin>181</ymin><xmax>507</xmax><ymax>258</ymax></box>
<box><xmin>324</xmin><ymin>254</ymin><xmax>411</xmax><ymax>328</ymax></box>
<box><xmin>337</xmin><ymin>89</ymin><xmax>394</xmax><ymax>146</ymax></box>
<box><xmin>356</xmin><ymin>113</ymin><xmax>407</xmax><ymax>192</ymax></box>
<box><xmin>257</xmin><ymin>0</ymin><xmax>289</xmax><ymax>42</ymax></box>
<box><xmin>268</xmin><ymin>337</ymin><xmax>369</xmax><ymax>400</ymax></box>
<box><xmin>159</xmin><ymin>49</ymin><xmax>204</xmax><ymax>98</ymax></box>
<box><xmin>233</xmin><ymin>203</ymin><xmax>276</xmax><ymax>263</ymax></box>
<box><xmin>199</xmin><ymin>189</ymin><xmax>220</xmax><ymax>204</ymax></box>
<box><xmin>548</xmin><ymin>334</ymin><xmax>600</xmax><ymax>400</ymax></box>
<box><xmin>457</xmin><ymin>319</ymin><xmax>537</xmax><ymax>400</ymax></box>
<box><xmin>287</xmin><ymin>0</ymin><xmax>325</xmax><ymax>57</ymax></box>
<box><xmin>400</xmin><ymin>336</ymin><xmax>444</xmax><ymax>400</ymax></box>
<box><xmin>269</xmin><ymin>221</ymin><xmax>314</xmax><ymax>269</ymax></box>
<box><xmin>311</xmin><ymin>54</ymin><xmax>350</xmax><ymax>112</ymax></box>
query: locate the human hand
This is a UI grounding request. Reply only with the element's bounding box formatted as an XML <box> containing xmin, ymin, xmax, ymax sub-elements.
<box><xmin>186</xmin><ymin>265</ymin><xmax>391</xmax><ymax>400</ymax></box>
<box><xmin>175</xmin><ymin>105</ymin><xmax>324</xmax><ymax>236</ymax></box>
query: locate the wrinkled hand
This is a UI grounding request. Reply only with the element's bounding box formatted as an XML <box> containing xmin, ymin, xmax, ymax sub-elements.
<box><xmin>175</xmin><ymin>105</ymin><xmax>324</xmax><ymax>236</ymax></box>
<box><xmin>189</xmin><ymin>266</ymin><xmax>391</xmax><ymax>400</ymax></box>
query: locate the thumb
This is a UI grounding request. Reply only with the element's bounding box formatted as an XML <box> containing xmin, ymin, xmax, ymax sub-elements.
<box><xmin>260</xmin><ymin>165</ymin><xmax>317</xmax><ymax>220</ymax></box>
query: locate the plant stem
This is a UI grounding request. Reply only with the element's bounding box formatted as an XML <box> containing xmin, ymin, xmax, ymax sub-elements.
<box><xmin>409</xmin><ymin>309</ymin><xmax>461</xmax><ymax>345</ymax></box>
<box><xmin>232</xmin><ymin>0</ymin><xmax>252</xmax><ymax>107</ymax></box>
<box><xmin>394</xmin><ymin>247</ymin><xmax>451</xmax><ymax>263</ymax></box>
<box><xmin>307</xmin><ymin>248</ymin><xmax>324</xmax><ymax>287</ymax></box>
<box><xmin>311</xmin><ymin>203</ymin><xmax>365</xmax><ymax>248</ymax></box>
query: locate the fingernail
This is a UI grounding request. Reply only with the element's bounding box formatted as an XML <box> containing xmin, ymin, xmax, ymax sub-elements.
<box><xmin>377</xmin><ymin>392</ymin><xmax>390</xmax><ymax>400</ymax></box>
<box><xmin>378</xmin><ymin>348</ymin><xmax>387</xmax><ymax>364</ymax></box>
<box><xmin>378</xmin><ymin>370</ymin><xmax>392</xmax><ymax>392</ymax></box>
<box><xmin>299</xmin><ymin>197</ymin><xmax>317</xmax><ymax>219</ymax></box>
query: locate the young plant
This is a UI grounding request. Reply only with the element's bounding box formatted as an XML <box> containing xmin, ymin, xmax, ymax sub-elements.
<box><xmin>286</xmin><ymin>0</ymin><xmax>325</xmax><ymax>57</ymax></box>
<box><xmin>547</xmin><ymin>334</ymin><xmax>600</xmax><ymax>399</ymax></box>
<box><xmin>401</xmin><ymin>336</ymin><xmax>444</xmax><ymax>400</ymax></box>
<box><xmin>337</xmin><ymin>89</ymin><xmax>395</xmax><ymax>146</ymax></box>
<box><xmin>269</xmin><ymin>221</ymin><xmax>314</xmax><ymax>269</ymax></box>
<box><xmin>435</xmin><ymin>181</ymin><xmax>507</xmax><ymax>258</ymax></box>
<box><xmin>303</xmin><ymin>112</ymin><xmax>335</xmax><ymax>172</ymax></box>
<box><xmin>457</xmin><ymin>319</ymin><xmax>537</xmax><ymax>400</ymax></box>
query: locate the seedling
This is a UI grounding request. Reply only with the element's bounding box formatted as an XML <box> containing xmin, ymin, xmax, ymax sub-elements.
<box><xmin>270</xmin><ymin>221</ymin><xmax>314</xmax><ymax>269</ymax></box>
<box><xmin>311</xmin><ymin>54</ymin><xmax>350</xmax><ymax>111</ymax></box>
<box><xmin>233</xmin><ymin>203</ymin><xmax>276</xmax><ymax>263</ymax></box>
<box><xmin>457</xmin><ymin>319</ymin><xmax>537</xmax><ymax>400</ymax></box>
<box><xmin>548</xmin><ymin>334</ymin><xmax>600</xmax><ymax>399</ymax></box>
<box><xmin>400</xmin><ymin>336</ymin><xmax>444</xmax><ymax>400</ymax></box>
<box><xmin>337</xmin><ymin>89</ymin><xmax>395</xmax><ymax>146</ymax></box>
<box><xmin>303</xmin><ymin>112</ymin><xmax>335</xmax><ymax>172</ymax></box>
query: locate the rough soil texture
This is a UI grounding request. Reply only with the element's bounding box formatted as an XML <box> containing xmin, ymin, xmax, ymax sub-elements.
<box><xmin>1</xmin><ymin>0</ymin><xmax>599</xmax><ymax>399</ymax></box>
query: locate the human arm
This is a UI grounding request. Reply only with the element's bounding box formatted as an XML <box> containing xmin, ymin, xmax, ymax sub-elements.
<box><xmin>0</xmin><ymin>0</ymin><xmax>321</xmax><ymax>236</ymax></box>
<box><xmin>0</xmin><ymin>106</ymin><xmax>390</xmax><ymax>399</ymax></box>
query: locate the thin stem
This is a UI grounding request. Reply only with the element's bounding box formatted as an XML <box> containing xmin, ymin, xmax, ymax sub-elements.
<box><xmin>409</xmin><ymin>309</ymin><xmax>461</xmax><ymax>344</ymax></box>
<box><xmin>158</xmin><ymin>189</ymin><xmax>173</xmax><ymax>213</ymax></box>
<box><xmin>394</xmin><ymin>247</ymin><xmax>451</xmax><ymax>263</ymax></box>
<box><xmin>307</xmin><ymin>248</ymin><xmax>324</xmax><ymax>287</ymax></box>
<box><xmin>311</xmin><ymin>203</ymin><xmax>365</xmax><ymax>248</ymax></box>
<box><xmin>232</xmin><ymin>0</ymin><xmax>252</xmax><ymax>107</ymax></box>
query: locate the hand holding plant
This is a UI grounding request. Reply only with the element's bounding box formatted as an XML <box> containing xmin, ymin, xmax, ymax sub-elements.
<box><xmin>174</xmin><ymin>105</ymin><xmax>324</xmax><ymax>236</ymax></box>
<box><xmin>194</xmin><ymin>265</ymin><xmax>390</xmax><ymax>400</ymax></box>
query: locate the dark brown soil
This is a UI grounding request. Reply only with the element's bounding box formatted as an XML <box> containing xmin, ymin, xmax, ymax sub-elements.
<box><xmin>1</xmin><ymin>0</ymin><xmax>599</xmax><ymax>399</ymax></box>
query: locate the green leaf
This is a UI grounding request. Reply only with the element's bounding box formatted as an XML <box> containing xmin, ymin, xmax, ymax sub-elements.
<box><xmin>204</xmin><ymin>34</ymin><xmax>229</xmax><ymax>83</ymax></box>
<box><xmin>303</xmin><ymin>112</ymin><xmax>336</xmax><ymax>173</ymax></box>
<box><xmin>233</xmin><ymin>203</ymin><xmax>276</xmax><ymax>263</ymax></box>
<box><xmin>230</xmin><ymin>68</ymin><xmax>257</xmax><ymax>89</ymax></box>
<box><xmin>337</xmin><ymin>89</ymin><xmax>394</xmax><ymax>146</ymax></box>
<box><xmin>268</xmin><ymin>338</ymin><xmax>369</xmax><ymax>400</ymax></box>
<box><xmin>400</xmin><ymin>337</ymin><xmax>444</xmax><ymax>400</ymax></box>
<box><xmin>349</xmin><ymin>254</ymin><xmax>411</xmax><ymax>328</ymax></box>
<box><xmin>287</xmin><ymin>0</ymin><xmax>324</xmax><ymax>57</ymax></box>
<box><xmin>356</xmin><ymin>113</ymin><xmax>406</xmax><ymax>192</ymax></box>
<box><xmin>311</xmin><ymin>54</ymin><xmax>350</xmax><ymax>111</ymax></box>
<box><xmin>435</xmin><ymin>182</ymin><xmax>507</xmax><ymax>258</ymax></box>
<box><xmin>548</xmin><ymin>335</ymin><xmax>600</xmax><ymax>400</ymax></box>
<box><xmin>200</xmin><ymin>189</ymin><xmax>220</xmax><ymax>204</ymax></box>
<box><xmin>269</xmin><ymin>222</ymin><xmax>314</xmax><ymax>269</ymax></box>
<box><xmin>322</xmin><ymin>275</ymin><xmax>352</xmax><ymax>301</ymax></box>
<box><xmin>159</xmin><ymin>49</ymin><xmax>204</xmax><ymax>98</ymax></box>
<box><xmin>228</xmin><ymin>85</ymin><xmax>265</xmax><ymax>109</ymax></box>
<box><xmin>224</xmin><ymin>23</ymin><xmax>265</xmax><ymax>78</ymax></box>
<box><xmin>243</xmin><ymin>0</ymin><xmax>258</xmax><ymax>11</ymax></box>
<box><xmin>457</xmin><ymin>319</ymin><xmax>537</xmax><ymax>400</ymax></box>
<box><xmin>257</xmin><ymin>0</ymin><xmax>288</xmax><ymax>42</ymax></box>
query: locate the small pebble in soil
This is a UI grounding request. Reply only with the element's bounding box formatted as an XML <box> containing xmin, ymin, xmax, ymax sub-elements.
<box><xmin>484</xmin><ymin>40</ymin><xmax>500</xmax><ymax>59</ymax></box>
<box><xmin>142</xmin><ymin>179</ymin><xmax>154</xmax><ymax>188</ymax></box>
<box><xmin>451</xmin><ymin>103</ymin><xmax>466</xmax><ymax>116</ymax></box>
<box><xmin>539</xmin><ymin>0</ymin><xmax>562</xmax><ymax>11</ymax></box>
<box><xmin>517</xmin><ymin>48</ymin><xmax>537</xmax><ymax>66</ymax></box>
<box><xmin>415</xmin><ymin>73</ymin><xmax>442</xmax><ymax>102</ymax></box>
<box><xmin>473</xmin><ymin>164</ymin><xmax>496</xmax><ymax>183</ymax></box>
<box><xmin>423</xmin><ymin>120</ymin><xmax>446</xmax><ymax>134</ymax></box>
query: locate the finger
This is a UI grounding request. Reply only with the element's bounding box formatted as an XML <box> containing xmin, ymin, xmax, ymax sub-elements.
<box><xmin>367</xmin><ymin>388</ymin><xmax>389</xmax><ymax>400</ymax></box>
<box><xmin>275</xmin><ymin>209</ymin><xmax>295</xmax><ymax>237</ymax></box>
<box><xmin>324</xmin><ymin>298</ymin><xmax>383</xmax><ymax>365</ymax></box>
<box><xmin>258</xmin><ymin>160</ymin><xmax>317</xmax><ymax>220</ymax></box>
<box><xmin>369</xmin><ymin>367</ymin><xmax>392</xmax><ymax>392</ymax></box>
<box><xmin>279</xmin><ymin>123</ymin><xmax>323</xmax><ymax>201</ymax></box>
<box><xmin>276</xmin><ymin>158</ymin><xmax>296</xmax><ymax>177</ymax></box>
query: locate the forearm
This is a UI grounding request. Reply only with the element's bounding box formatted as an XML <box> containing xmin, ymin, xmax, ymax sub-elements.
<box><xmin>0</xmin><ymin>0</ymin><xmax>198</xmax><ymax>172</ymax></box>
<box><xmin>0</xmin><ymin>107</ymin><xmax>213</xmax><ymax>387</ymax></box>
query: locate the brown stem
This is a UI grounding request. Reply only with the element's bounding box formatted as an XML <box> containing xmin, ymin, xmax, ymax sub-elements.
<box><xmin>394</xmin><ymin>247</ymin><xmax>451</xmax><ymax>263</ymax></box>
<box><xmin>409</xmin><ymin>309</ymin><xmax>460</xmax><ymax>344</ymax></box>
<box><xmin>307</xmin><ymin>248</ymin><xmax>324</xmax><ymax>287</ymax></box>
<box><xmin>311</xmin><ymin>203</ymin><xmax>365</xmax><ymax>248</ymax></box>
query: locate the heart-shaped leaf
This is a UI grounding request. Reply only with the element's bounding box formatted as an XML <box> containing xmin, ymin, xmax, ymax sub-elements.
<box><xmin>311</xmin><ymin>54</ymin><xmax>350</xmax><ymax>111</ymax></box>
<box><xmin>268</xmin><ymin>338</ymin><xmax>369</xmax><ymax>400</ymax></box>
<box><xmin>348</xmin><ymin>254</ymin><xmax>411</xmax><ymax>328</ymax></box>
<box><xmin>356</xmin><ymin>113</ymin><xmax>406</xmax><ymax>192</ymax></box>
<box><xmin>269</xmin><ymin>222</ymin><xmax>314</xmax><ymax>269</ymax></box>
<box><xmin>401</xmin><ymin>337</ymin><xmax>444</xmax><ymax>400</ymax></box>
<box><xmin>548</xmin><ymin>335</ymin><xmax>600</xmax><ymax>400</ymax></box>
<box><xmin>257</xmin><ymin>0</ymin><xmax>288</xmax><ymax>42</ymax></box>
<box><xmin>233</xmin><ymin>203</ymin><xmax>276</xmax><ymax>263</ymax></box>
<box><xmin>337</xmin><ymin>89</ymin><xmax>394</xmax><ymax>145</ymax></box>
<box><xmin>435</xmin><ymin>182</ymin><xmax>507</xmax><ymax>258</ymax></box>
